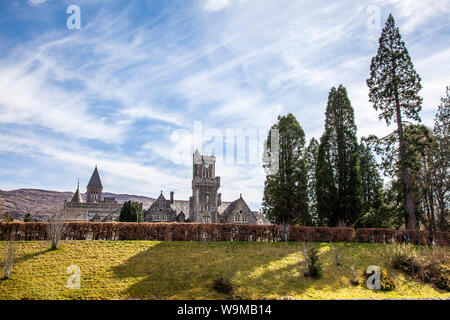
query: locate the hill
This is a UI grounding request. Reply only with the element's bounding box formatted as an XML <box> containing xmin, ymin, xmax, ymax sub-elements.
<box><xmin>0</xmin><ymin>241</ymin><xmax>448</xmax><ymax>300</ymax></box>
<box><xmin>0</xmin><ymin>189</ymin><xmax>155</xmax><ymax>221</ymax></box>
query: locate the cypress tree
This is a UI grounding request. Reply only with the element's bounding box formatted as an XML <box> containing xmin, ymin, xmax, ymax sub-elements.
<box><xmin>316</xmin><ymin>85</ymin><xmax>361</xmax><ymax>227</ymax></box>
<box><xmin>262</xmin><ymin>114</ymin><xmax>310</xmax><ymax>240</ymax></box>
<box><xmin>359</xmin><ymin>139</ymin><xmax>383</xmax><ymax>214</ymax></box>
<box><xmin>305</xmin><ymin>138</ymin><xmax>319</xmax><ymax>224</ymax></box>
<box><xmin>367</xmin><ymin>14</ymin><xmax>423</xmax><ymax>230</ymax></box>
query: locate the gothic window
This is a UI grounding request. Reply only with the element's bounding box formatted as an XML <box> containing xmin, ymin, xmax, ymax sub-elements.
<box><xmin>203</xmin><ymin>216</ymin><xmax>211</xmax><ymax>224</ymax></box>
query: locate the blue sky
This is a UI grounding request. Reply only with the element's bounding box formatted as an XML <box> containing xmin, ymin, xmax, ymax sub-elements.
<box><xmin>0</xmin><ymin>0</ymin><xmax>449</xmax><ymax>210</ymax></box>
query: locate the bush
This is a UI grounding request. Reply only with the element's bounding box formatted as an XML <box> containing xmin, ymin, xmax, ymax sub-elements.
<box><xmin>380</xmin><ymin>268</ymin><xmax>396</xmax><ymax>291</ymax></box>
<box><xmin>303</xmin><ymin>247</ymin><xmax>322</xmax><ymax>279</ymax></box>
<box><xmin>213</xmin><ymin>277</ymin><xmax>234</xmax><ymax>295</ymax></box>
<box><xmin>388</xmin><ymin>241</ymin><xmax>418</xmax><ymax>273</ymax></box>
<box><xmin>349</xmin><ymin>265</ymin><xmax>360</xmax><ymax>286</ymax></box>
<box><xmin>389</xmin><ymin>241</ymin><xmax>450</xmax><ymax>291</ymax></box>
<box><xmin>364</xmin><ymin>266</ymin><xmax>396</xmax><ymax>291</ymax></box>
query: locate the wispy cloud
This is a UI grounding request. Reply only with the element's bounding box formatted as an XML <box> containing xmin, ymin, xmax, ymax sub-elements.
<box><xmin>0</xmin><ymin>0</ymin><xmax>448</xmax><ymax>209</ymax></box>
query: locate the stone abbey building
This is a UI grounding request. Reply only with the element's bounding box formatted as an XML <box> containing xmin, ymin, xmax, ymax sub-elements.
<box><xmin>66</xmin><ymin>151</ymin><xmax>269</xmax><ymax>224</ymax></box>
<box><xmin>64</xmin><ymin>166</ymin><xmax>122</xmax><ymax>222</ymax></box>
<box><xmin>144</xmin><ymin>150</ymin><xmax>269</xmax><ymax>225</ymax></box>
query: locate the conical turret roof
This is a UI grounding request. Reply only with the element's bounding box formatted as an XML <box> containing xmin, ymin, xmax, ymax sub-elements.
<box><xmin>87</xmin><ymin>165</ymin><xmax>103</xmax><ymax>189</ymax></box>
<box><xmin>71</xmin><ymin>181</ymin><xmax>83</xmax><ymax>203</ymax></box>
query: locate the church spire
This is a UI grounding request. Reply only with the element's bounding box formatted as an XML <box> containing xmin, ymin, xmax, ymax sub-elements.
<box><xmin>71</xmin><ymin>179</ymin><xmax>83</xmax><ymax>203</ymax></box>
<box><xmin>87</xmin><ymin>165</ymin><xmax>103</xmax><ymax>189</ymax></box>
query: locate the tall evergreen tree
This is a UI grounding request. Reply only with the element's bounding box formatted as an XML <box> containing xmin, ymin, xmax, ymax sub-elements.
<box><xmin>305</xmin><ymin>138</ymin><xmax>319</xmax><ymax>224</ymax></box>
<box><xmin>262</xmin><ymin>114</ymin><xmax>310</xmax><ymax>240</ymax></box>
<box><xmin>430</xmin><ymin>87</ymin><xmax>449</xmax><ymax>231</ymax></box>
<box><xmin>316</xmin><ymin>85</ymin><xmax>361</xmax><ymax>227</ymax></box>
<box><xmin>367</xmin><ymin>14</ymin><xmax>422</xmax><ymax>230</ymax></box>
<box><xmin>119</xmin><ymin>201</ymin><xmax>143</xmax><ymax>222</ymax></box>
<box><xmin>359</xmin><ymin>139</ymin><xmax>383</xmax><ymax>214</ymax></box>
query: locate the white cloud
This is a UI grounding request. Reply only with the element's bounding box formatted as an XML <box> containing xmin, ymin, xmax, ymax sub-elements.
<box><xmin>201</xmin><ymin>0</ymin><xmax>233</xmax><ymax>12</ymax></box>
<box><xmin>28</xmin><ymin>0</ymin><xmax>47</xmax><ymax>6</ymax></box>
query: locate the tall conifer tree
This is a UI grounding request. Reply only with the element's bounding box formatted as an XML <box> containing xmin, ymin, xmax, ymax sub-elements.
<box><xmin>316</xmin><ymin>85</ymin><xmax>361</xmax><ymax>227</ymax></box>
<box><xmin>262</xmin><ymin>114</ymin><xmax>310</xmax><ymax>240</ymax></box>
<box><xmin>367</xmin><ymin>14</ymin><xmax>422</xmax><ymax>229</ymax></box>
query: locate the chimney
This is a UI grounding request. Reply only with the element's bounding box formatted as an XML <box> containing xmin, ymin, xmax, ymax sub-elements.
<box><xmin>170</xmin><ymin>191</ymin><xmax>174</xmax><ymax>204</ymax></box>
<box><xmin>217</xmin><ymin>193</ymin><xmax>222</xmax><ymax>206</ymax></box>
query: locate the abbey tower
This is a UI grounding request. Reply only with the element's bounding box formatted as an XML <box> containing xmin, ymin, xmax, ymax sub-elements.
<box><xmin>189</xmin><ymin>149</ymin><xmax>220</xmax><ymax>223</ymax></box>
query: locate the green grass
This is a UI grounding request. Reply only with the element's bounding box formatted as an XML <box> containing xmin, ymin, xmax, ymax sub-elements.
<box><xmin>0</xmin><ymin>241</ymin><xmax>448</xmax><ymax>300</ymax></box>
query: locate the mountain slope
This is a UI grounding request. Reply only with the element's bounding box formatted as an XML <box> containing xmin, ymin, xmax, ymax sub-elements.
<box><xmin>0</xmin><ymin>189</ymin><xmax>154</xmax><ymax>221</ymax></box>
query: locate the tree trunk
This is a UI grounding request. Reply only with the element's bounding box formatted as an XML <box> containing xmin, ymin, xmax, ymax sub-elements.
<box><xmin>280</xmin><ymin>216</ymin><xmax>290</xmax><ymax>242</ymax></box>
<box><xmin>394</xmin><ymin>84</ymin><xmax>416</xmax><ymax>230</ymax></box>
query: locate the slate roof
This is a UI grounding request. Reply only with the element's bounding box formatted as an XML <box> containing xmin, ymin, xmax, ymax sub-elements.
<box><xmin>221</xmin><ymin>195</ymin><xmax>253</xmax><ymax>221</ymax></box>
<box><xmin>87</xmin><ymin>166</ymin><xmax>103</xmax><ymax>189</ymax></box>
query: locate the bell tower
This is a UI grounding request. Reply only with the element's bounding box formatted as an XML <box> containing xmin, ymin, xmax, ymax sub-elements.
<box><xmin>189</xmin><ymin>149</ymin><xmax>220</xmax><ymax>223</ymax></box>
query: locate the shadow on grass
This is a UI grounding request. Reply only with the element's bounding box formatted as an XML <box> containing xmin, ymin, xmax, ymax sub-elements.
<box><xmin>111</xmin><ymin>241</ymin><xmax>311</xmax><ymax>300</ymax></box>
<box><xmin>16</xmin><ymin>248</ymin><xmax>54</xmax><ymax>264</ymax></box>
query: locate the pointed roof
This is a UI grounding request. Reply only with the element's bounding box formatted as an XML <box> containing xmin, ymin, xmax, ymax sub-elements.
<box><xmin>71</xmin><ymin>180</ymin><xmax>83</xmax><ymax>203</ymax></box>
<box><xmin>148</xmin><ymin>192</ymin><xmax>175</xmax><ymax>213</ymax></box>
<box><xmin>87</xmin><ymin>165</ymin><xmax>103</xmax><ymax>189</ymax></box>
<box><xmin>221</xmin><ymin>196</ymin><xmax>253</xmax><ymax>220</ymax></box>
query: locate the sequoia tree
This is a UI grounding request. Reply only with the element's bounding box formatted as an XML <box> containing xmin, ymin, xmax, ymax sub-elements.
<box><xmin>367</xmin><ymin>14</ymin><xmax>422</xmax><ymax>229</ymax></box>
<box><xmin>262</xmin><ymin>114</ymin><xmax>310</xmax><ymax>240</ymax></box>
<box><xmin>316</xmin><ymin>85</ymin><xmax>361</xmax><ymax>227</ymax></box>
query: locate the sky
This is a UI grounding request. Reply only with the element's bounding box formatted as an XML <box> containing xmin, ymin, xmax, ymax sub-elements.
<box><xmin>0</xmin><ymin>0</ymin><xmax>449</xmax><ymax>210</ymax></box>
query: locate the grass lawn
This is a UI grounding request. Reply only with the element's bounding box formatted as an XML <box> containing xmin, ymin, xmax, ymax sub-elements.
<box><xmin>0</xmin><ymin>241</ymin><xmax>449</xmax><ymax>300</ymax></box>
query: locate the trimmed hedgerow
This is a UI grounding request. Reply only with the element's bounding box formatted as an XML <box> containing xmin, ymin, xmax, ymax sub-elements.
<box><xmin>0</xmin><ymin>222</ymin><xmax>448</xmax><ymax>246</ymax></box>
<box><xmin>0</xmin><ymin>222</ymin><xmax>281</xmax><ymax>242</ymax></box>
<box><xmin>354</xmin><ymin>228</ymin><xmax>450</xmax><ymax>246</ymax></box>
<box><xmin>289</xmin><ymin>226</ymin><xmax>354</xmax><ymax>242</ymax></box>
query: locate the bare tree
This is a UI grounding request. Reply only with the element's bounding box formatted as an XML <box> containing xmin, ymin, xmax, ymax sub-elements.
<box><xmin>48</xmin><ymin>207</ymin><xmax>68</xmax><ymax>250</ymax></box>
<box><xmin>3</xmin><ymin>241</ymin><xmax>15</xmax><ymax>279</ymax></box>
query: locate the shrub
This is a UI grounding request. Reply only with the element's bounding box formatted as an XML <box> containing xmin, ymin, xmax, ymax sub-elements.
<box><xmin>334</xmin><ymin>247</ymin><xmax>343</xmax><ymax>266</ymax></box>
<box><xmin>303</xmin><ymin>247</ymin><xmax>322</xmax><ymax>279</ymax></box>
<box><xmin>349</xmin><ymin>265</ymin><xmax>360</xmax><ymax>286</ymax></box>
<box><xmin>380</xmin><ymin>268</ymin><xmax>396</xmax><ymax>291</ymax></box>
<box><xmin>437</xmin><ymin>265</ymin><xmax>450</xmax><ymax>291</ymax></box>
<box><xmin>213</xmin><ymin>277</ymin><xmax>234</xmax><ymax>295</ymax></box>
<box><xmin>388</xmin><ymin>241</ymin><xmax>418</xmax><ymax>273</ymax></box>
<box><xmin>23</xmin><ymin>213</ymin><xmax>33</xmax><ymax>223</ymax></box>
<box><xmin>364</xmin><ymin>266</ymin><xmax>396</xmax><ymax>291</ymax></box>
